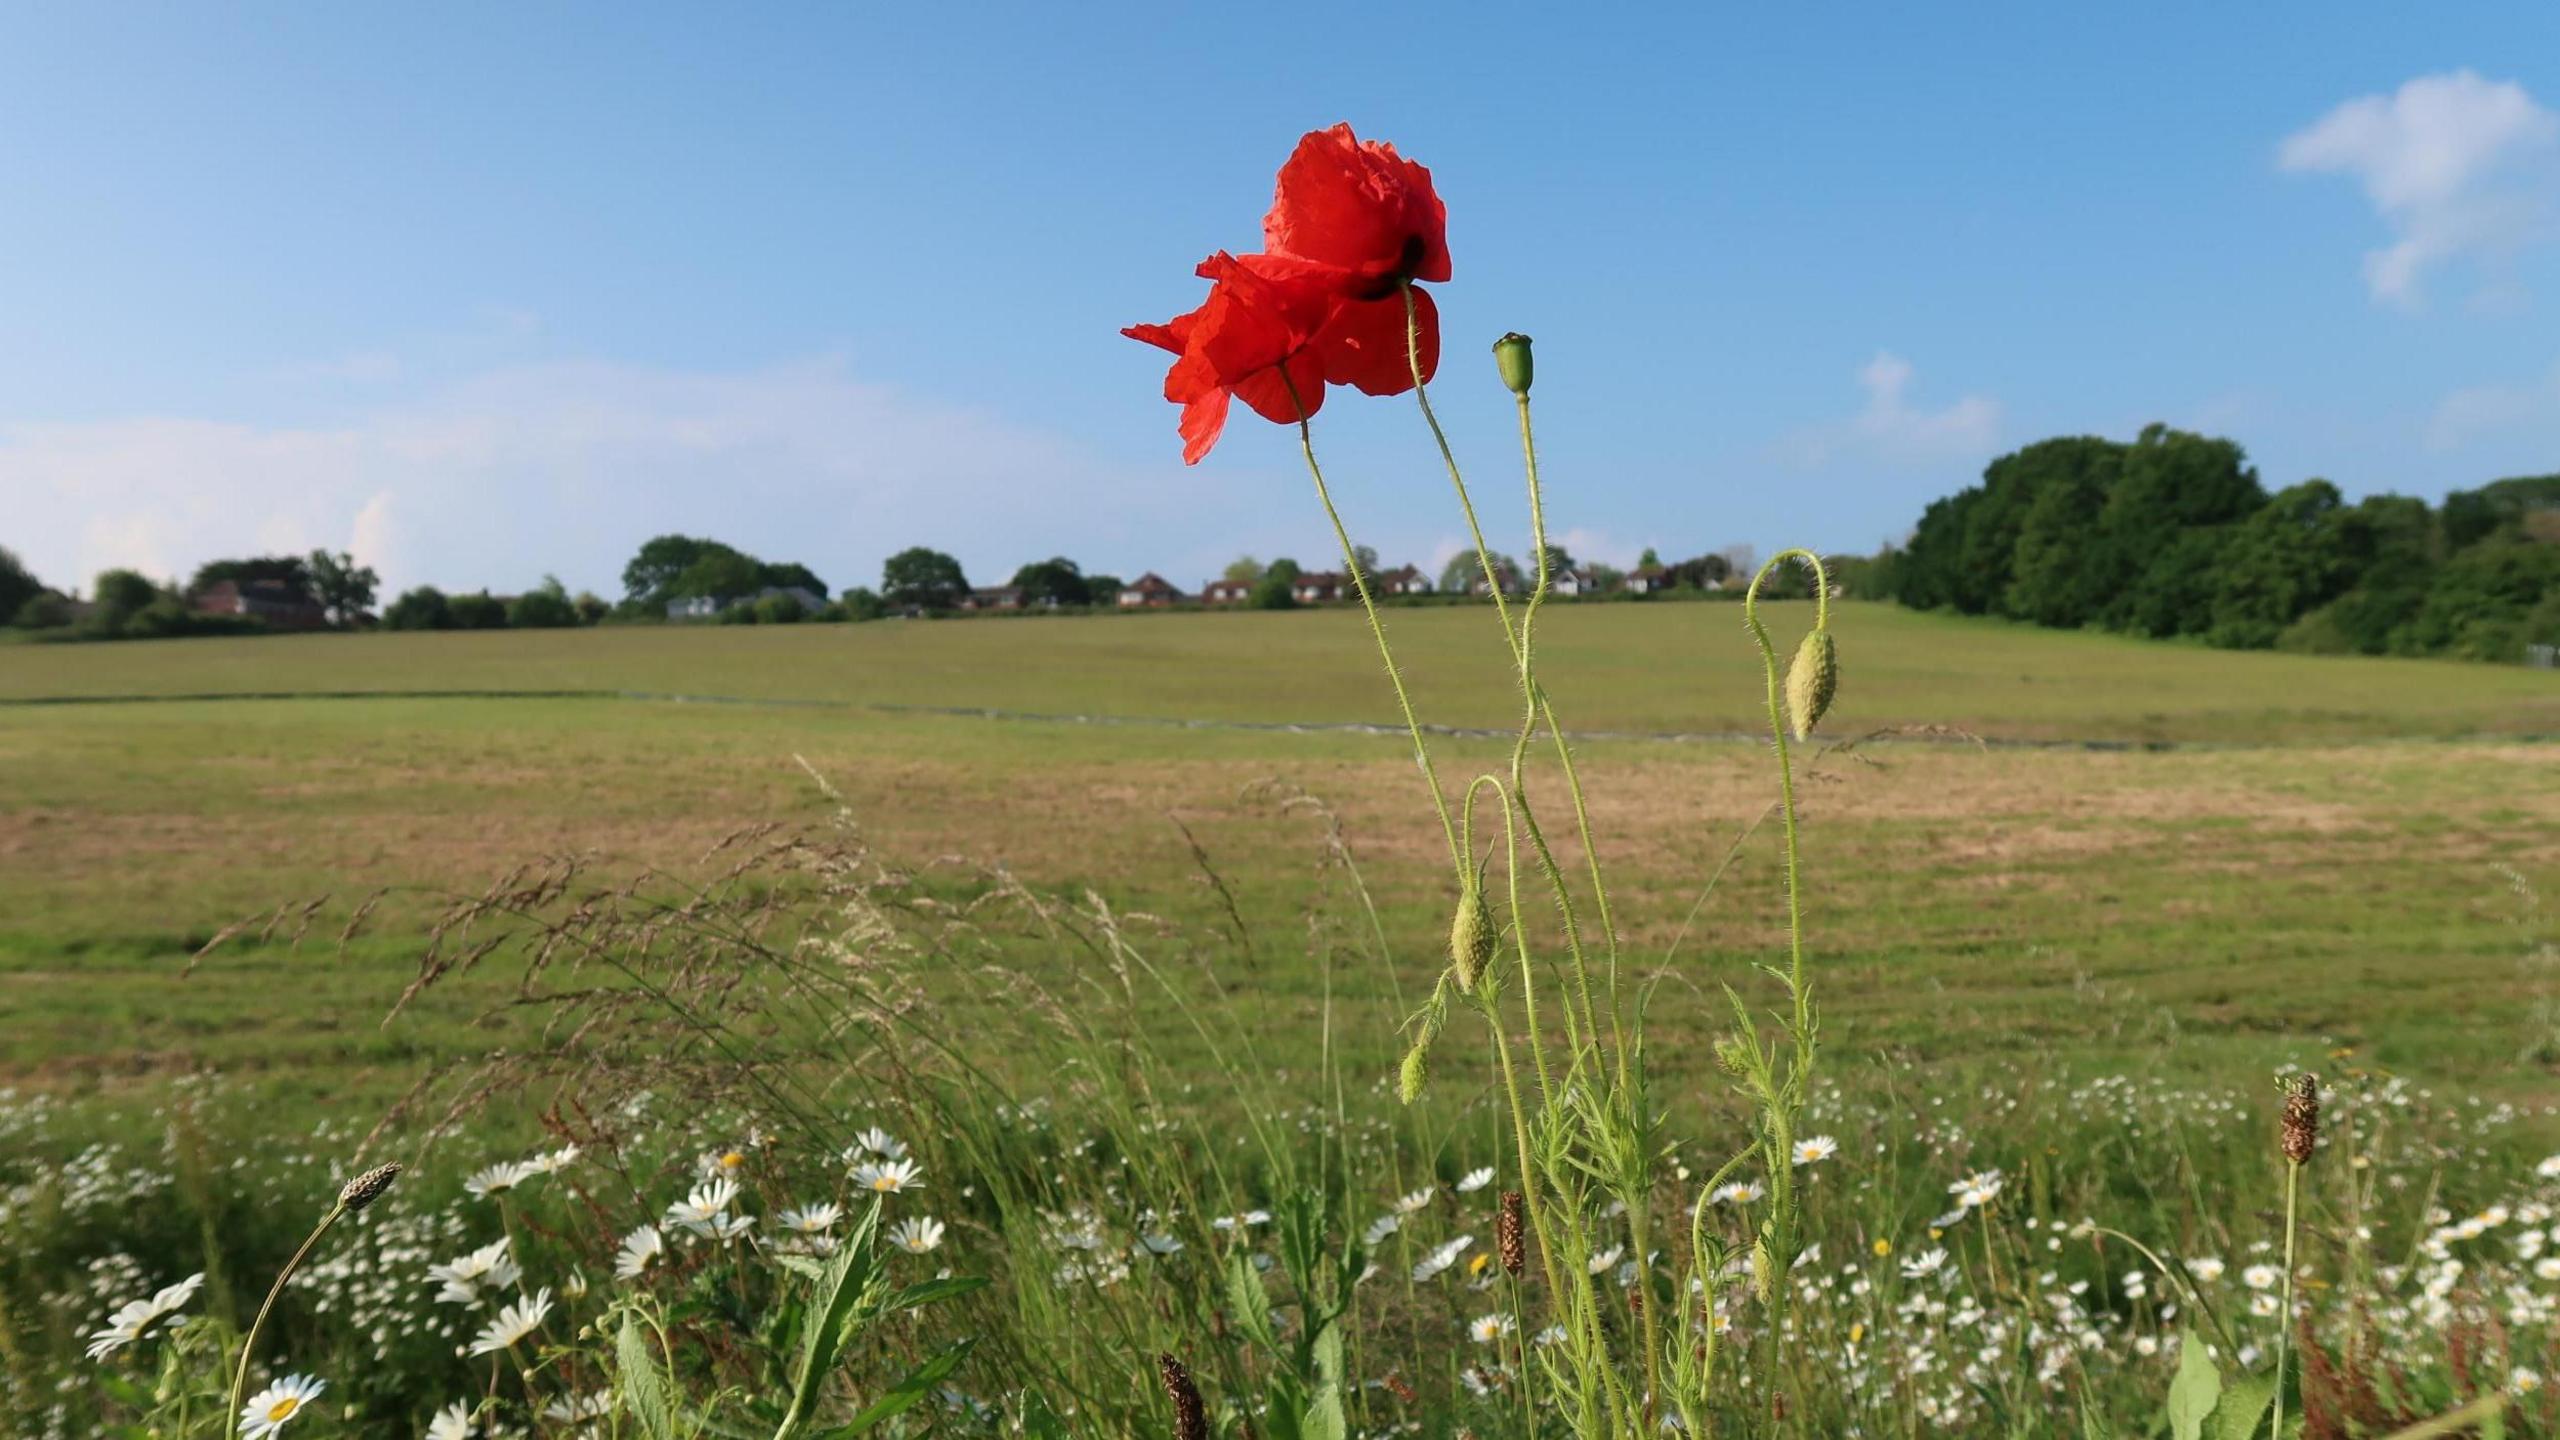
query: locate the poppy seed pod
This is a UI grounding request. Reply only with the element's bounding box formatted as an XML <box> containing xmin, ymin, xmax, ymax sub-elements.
<box><xmin>1493</xmin><ymin>332</ymin><xmax>1534</xmax><ymax>396</ymax></box>
<box><xmin>1784</xmin><ymin>628</ymin><xmax>1838</xmax><ymax>742</ymax></box>
<box><xmin>1449</xmin><ymin>882</ymin><xmax>1497</xmax><ymax>991</ymax></box>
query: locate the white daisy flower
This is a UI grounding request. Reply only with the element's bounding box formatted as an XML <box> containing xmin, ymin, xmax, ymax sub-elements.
<box><xmin>464</xmin><ymin>1160</ymin><xmax>538</xmax><ymax>1199</ymax></box>
<box><xmin>2515</xmin><ymin>1367</ymin><xmax>2545</xmax><ymax>1395</ymax></box>
<box><xmin>468</xmin><ymin>1287</ymin><xmax>554</xmax><ymax>1356</ymax></box>
<box><xmin>525</xmin><ymin>1145</ymin><xmax>582</xmax><ymax>1175</ymax></box>
<box><xmin>2538</xmin><ymin>1155</ymin><xmax>2560</xmax><ymax>1180</ymax></box>
<box><xmin>1589</xmin><ymin>1246</ymin><xmax>1625</xmax><ymax>1275</ymax></box>
<box><xmin>1456</xmin><ymin>1167</ymin><xmax>1497</xmax><ymax>1193</ymax></box>
<box><xmin>426</xmin><ymin>1401</ymin><xmax>475</xmax><ymax>1440</ymax></box>
<box><xmin>2242</xmin><ymin>1264</ymin><xmax>2282</xmax><ymax>1292</ymax></box>
<box><xmin>852</xmin><ymin>1126</ymin><xmax>909</xmax><ymax>1160</ymax></box>
<box><xmin>773</xmin><ymin>1203</ymin><xmax>843</xmax><ymax>1235</ymax></box>
<box><xmin>1792</xmin><ymin>1135</ymin><xmax>1839</xmax><ymax>1166</ymax></box>
<box><xmin>2185</xmin><ymin>1256</ymin><xmax>2227</xmax><ymax>1282</ymax></box>
<box><xmin>1393</xmin><ymin>1187</ymin><xmax>1436</xmax><ymax>1214</ymax></box>
<box><xmin>2249</xmin><ymin>1292</ymin><xmax>2281</xmax><ymax>1317</ymax></box>
<box><xmin>890</xmin><ymin>1216</ymin><xmax>946</xmax><ymax>1253</ymax></box>
<box><xmin>1363</xmin><ymin>1215</ymin><xmax>1401</xmax><ymax>1246</ymax></box>
<box><xmin>666</xmin><ymin>1178</ymin><xmax>741</xmax><ymax>1235</ymax></box>
<box><xmin>429</xmin><ymin>1239</ymin><xmax>519</xmax><ymax>1307</ymax></box>
<box><xmin>700</xmin><ymin>1212</ymin><xmax>757</xmax><ymax>1243</ymax></box>
<box><xmin>1710</xmin><ymin>1181</ymin><xmax>1765</xmax><ymax>1207</ymax></box>
<box><xmin>239</xmin><ymin>1373</ymin><xmax>325</xmax><ymax>1439</ymax></box>
<box><xmin>1135</xmin><ymin>1232</ymin><xmax>1183</xmax><ymax>1255</ymax></box>
<box><xmin>1414</xmin><ymin>1235</ymin><xmax>1475</xmax><ymax>1282</ymax></box>
<box><xmin>544</xmin><ymin>1391</ymin><xmax>614</xmax><ymax>1422</ymax></box>
<box><xmin>1469</xmin><ymin>1313</ymin><xmax>1518</xmax><ymax>1344</ymax></box>
<box><xmin>852</xmin><ymin>1158</ymin><xmax>924</xmax><ymax>1195</ymax></box>
<box><xmin>615</xmin><ymin>1224</ymin><xmax>665</xmax><ymax>1280</ymax></box>
<box><xmin>1211</xmin><ymin>1209</ymin><xmax>1273</xmax><ymax>1231</ymax></box>
<box><xmin>1928</xmin><ymin>1208</ymin><xmax>1970</xmax><ymax>1230</ymax></box>
<box><xmin>1901</xmin><ymin>1247</ymin><xmax>1948</xmax><ymax>1280</ymax></box>
<box><xmin>1949</xmin><ymin>1171</ymin><xmax>2004</xmax><ymax>1209</ymax></box>
<box><xmin>1532</xmin><ymin>1324</ymin><xmax>1568</xmax><ymax>1347</ymax></box>
<box><xmin>2534</xmin><ymin>1256</ymin><xmax>2560</xmax><ymax>1281</ymax></box>
<box><xmin>86</xmin><ymin>1272</ymin><xmax>204</xmax><ymax>1361</ymax></box>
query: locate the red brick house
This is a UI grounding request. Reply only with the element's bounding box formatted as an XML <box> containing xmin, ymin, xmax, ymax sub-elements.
<box><xmin>1117</xmin><ymin>572</ymin><xmax>1185</xmax><ymax>608</ymax></box>
<box><xmin>1293</xmin><ymin>571</ymin><xmax>1347</xmax><ymax>604</ymax></box>
<box><xmin>191</xmin><ymin>579</ymin><xmax>331</xmax><ymax>630</ymax></box>
<box><xmin>1200</xmin><ymin>578</ymin><xmax>1254</xmax><ymax>604</ymax></box>
<box><xmin>1376</xmin><ymin>565</ymin><xmax>1432</xmax><ymax>595</ymax></box>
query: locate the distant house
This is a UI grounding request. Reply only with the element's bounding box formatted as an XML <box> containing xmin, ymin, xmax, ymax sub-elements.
<box><xmin>1118</xmin><ymin>572</ymin><xmax>1185</xmax><ymax>608</ymax></box>
<box><xmin>1624</xmin><ymin>565</ymin><xmax>1673</xmax><ymax>595</ymax></box>
<box><xmin>667</xmin><ymin>595</ymin><xmax>721</xmax><ymax>620</ymax></box>
<box><xmin>960</xmin><ymin>586</ymin><xmax>1025</xmax><ymax>611</ymax></box>
<box><xmin>1551</xmin><ymin>567</ymin><xmax>1605</xmax><ymax>598</ymax></box>
<box><xmin>666</xmin><ymin>585</ymin><xmax>825</xmax><ymax>620</ymax></box>
<box><xmin>191</xmin><ymin>579</ymin><xmax>331</xmax><ymax>631</ymax></box>
<box><xmin>1200</xmin><ymin>578</ymin><xmax>1254</xmax><ymax>605</ymax></box>
<box><xmin>1377</xmin><ymin>565</ymin><xmax>1432</xmax><ymax>595</ymax></box>
<box><xmin>1293</xmin><ymin>571</ymin><xmax>1347</xmax><ymax>604</ymax></box>
<box><xmin>1469</xmin><ymin>565</ymin><xmax>1525</xmax><ymax>598</ymax></box>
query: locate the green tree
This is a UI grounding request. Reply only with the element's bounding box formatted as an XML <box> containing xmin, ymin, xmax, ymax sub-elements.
<box><xmin>758</xmin><ymin>561</ymin><xmax>829</xmax><ymax>597</ymax></box>
<box><xmin>383</xmin><ymin>587</ymin><xmax>454</xmax><ymax>631</ymax></box>
<box><xmin>1636</xmin><ymin>546</ymin><xmax>1661</xmax><ymax>569</ymax></box>
<box><xmin>0</xmin><ymin>546</ymin><xmax>42</xmax><ymax>621</ymax></box>
<box><xmin>190</xmin><ymin>554</ymin><xmax>313</xmax><ymax>597</ymax></box>
<box><xmin>508</xmin><ymin>577</ymin><xmax>580</xmax><ymax>629</ymax></box>
<box><xmin>2207</xmin><ymin>481</ymin><xmax>2357</xmax><ymax>648</ymax></box>
<box><xmin>881</xmin><ymin>547</ymin><xmax>969</xmax><ymax>609</ymax></box>
<box><xmin>623</xmin><ymin>535</ymin><xmax>740</xmax><ymax>602</ymax></box>
<box><xmin>92</xmin><ymin>569</ymin><xmax>162</xmax><ymax>634</ymax></box>
<box><xmin>13</xmin><ymin>592</ymin><xmax>72</xmax><ymax>630</ymax></box>
<box><xmin>839</xmin><ymin>586</ymin><xmax>887</xmax><ymax>621</ymax></box>
<box><xmin>306</xmin><ymin>550</ymin><xmax>379</xmax><ymax>626</ymax></box>
<box><xmin>752</xmin><ymin>592</ymin><xmax>807</xmax><ymax>623</ymax></box>
<box><xmin>1222</xmin><ymin>556</ymin><xmax>1265</xmax><ymax>585</ymax></box>
<box><xmin>1009</xmin><ymin>556</ymin><xmax>1089</xmax><ymax>607</ymax></box>
<box><xmin>674</xmin><ymin>550</ymin><xmax>764</xmax><ymax>602</ymax></box>
<box><xmin>1080</xmin><ymin>574</ymin><xmax>1123</xmax><ymax>606</ymax></box>
<box><xmin>448</xmin><ymin>591</ymin><xmax>509</xmax><ymax>629</ymax></box>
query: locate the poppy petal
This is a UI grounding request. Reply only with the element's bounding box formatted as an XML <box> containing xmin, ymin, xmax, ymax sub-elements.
<box><xmin>1316</xmin><ymin>286</ymin><xmax>1438</xmax><ymax>396</ymax></box>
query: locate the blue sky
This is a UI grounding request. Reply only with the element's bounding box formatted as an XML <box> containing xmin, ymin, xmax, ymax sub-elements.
<box><xmin>6</xmin><ymin>3</ymin><xmax>2559</xmax><ymax>599</ymax></box>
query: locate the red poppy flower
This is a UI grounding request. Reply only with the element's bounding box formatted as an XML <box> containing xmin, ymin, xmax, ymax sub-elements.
<box><xmin>1123</xmin><ymin>252</ymin><xmax>1336</xmax><ymax>465</ymax></box>
<box><xmin>1263</xmin><ymin>123</ymin><xmax>1451</xmax><ymax>297</ymax></box>
<box><xmin>1222</xmin><ymin>249</ymin><xmax>1442</xmax><ymax>399</ymax></box>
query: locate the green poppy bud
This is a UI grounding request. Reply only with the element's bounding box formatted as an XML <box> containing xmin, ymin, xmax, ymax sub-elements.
<box><xmin>1492</xmin><ymin>332</ymin><xmax>1534</xmax><ymax>397</ymax></box>
<box><xmin>1449</xmin><ymin>881</ymin><xmax>1496</xmax><ymax>991</ymax></box>
<box><xmin>1784</xmin><ymin>629</ymin><xmax>1838</xmax><ymax>741</ymax></box>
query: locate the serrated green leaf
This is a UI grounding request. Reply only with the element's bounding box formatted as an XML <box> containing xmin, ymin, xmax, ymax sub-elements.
<box><xmin>617</xmin><ymin>1312</ymin><xmax>681</xmax><ymax>1440</ymax></box>
<box><xmin>1227</xmin><ymin>1251</ymin><xmax>1276</xmax><ymax>1349</ymax></box>
<box><xmin>2206</xmin><ymin>1371</ymin><xmax>2275</xmax><ymax>1440</ymax></box>
<box><xmin>2168</xmin><ymin>1333</ymin><xmax>2224</xmax><ymax>1440</ymax></box>
<box><xmin>883</xmin><ymin>1275</ymin><xmax>986</xmax><ymax>1315</ymax></box>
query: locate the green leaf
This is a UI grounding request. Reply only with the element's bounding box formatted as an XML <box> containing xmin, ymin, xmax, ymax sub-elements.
<box><xmin>882</xmin><ymin>1275</ymin><xmax>986</xmax><ymax>1315</ymax></box>
<box><xmin>1226</xmin><ymin>1251</ymin><xmax>1277</xmax><ymax>1349</ymax></box>
<box><xmin>779</xmin><ymin>1199</ymin><xmax>885</xmax><ymax>1439</ymax></box>
<box><xmin>2206</xmin><ymin>1372</ymin><xmax>2275</xmax><ymax>1440</ymax></box>
<box><xmin>2167</xmin><ymin>1333</ymin><xmax>2224</xmax><ymax>1440</ymax></box>
<box><xmin>1018</xmin><ymin>1388</ymin><xmax>1071</xmax><ymax>1440</ymax></box>
<box><xmin>617</xmin><ymin>1312</ymin><xmax>681</xmax><ymax>1440</ymax></box>
<box><xmin>814</xmin><ymin>1337</ymin><xmax>975</xmax><ymax>1439</ymax></box>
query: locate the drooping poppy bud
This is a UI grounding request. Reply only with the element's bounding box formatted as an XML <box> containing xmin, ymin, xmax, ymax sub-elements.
<box><xmin>1449</xmin><ymin>881</ymin><xmax>1496</xmax><ymax>991</ymax></box>
<box><xmin>1493</xmin><ymin>333</ymin><xmax>1534</xmax><ymax>397</ymax></box>
<box><xmin>1784</xmin><ymin>629</ymin><xmax>1838</xmax><ymax>742</ymax></box>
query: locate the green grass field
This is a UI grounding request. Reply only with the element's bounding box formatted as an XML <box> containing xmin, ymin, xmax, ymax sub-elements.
<box><xmin>2</xmin><ymin>600</ymin><xmax>2554</xmax><ymax>1103</ymax></box>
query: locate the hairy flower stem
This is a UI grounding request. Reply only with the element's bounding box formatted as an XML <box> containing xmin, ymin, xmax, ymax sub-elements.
<box><xmin>2275</xmin><ymin>1159</ymin><xmax>2302</xmax><ymax>1440</ymax></box>
<box><xmin>1741</xmin><ymin>550</ymin><xmax>1831</xmax><ymax>1377</ymax></box>
<box><xmin>1401</xmin><ymin>282</ymin><xmax>1611</xmax><ymax>1064</ymax></box>
<box><xmin>227</xmin><ymin>1200</ymin><xmax>346</xmax><ymax>1438</ymax></box>
<box><xmin>1283</xmin><ymin>379</ymin><xmax>1462</xmax><ymax>878</ymax></box>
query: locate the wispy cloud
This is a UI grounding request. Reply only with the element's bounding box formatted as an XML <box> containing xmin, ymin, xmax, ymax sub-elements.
<box><xmin>2427</xmin><ymin>358</ymin><xmax>2560</xmax><ymax>451</ymax></box>
<box><xmin>3</xmin><ymin>355</ymin><xmax>1202</xmax><ymax>598</ymax></box>
<box><xmin>2279</xmin><ymin>70</ymin><xmax>2560</xmax><ymax>307</ymax></box>
<box><xmin>1777</xmin><ymin>352</ymin><xmax>2000</xmax><ymax>470</ymax></box>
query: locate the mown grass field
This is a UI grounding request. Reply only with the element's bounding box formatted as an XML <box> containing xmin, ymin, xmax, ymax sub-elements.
<box><xmin>2</xmin><ymin>600</ymin><xmax>2554</xmax><ymax>1108</ymax></box>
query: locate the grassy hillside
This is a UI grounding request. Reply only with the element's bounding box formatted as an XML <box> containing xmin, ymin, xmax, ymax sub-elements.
<box><xmin>4</xmin><ymin>599</ymin><xmax>2554</xmax><ymax>742</ymax></box>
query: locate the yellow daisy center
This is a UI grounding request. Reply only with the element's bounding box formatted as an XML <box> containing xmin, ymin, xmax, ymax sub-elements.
<box><xmin>872</xmin><ymin>1176</ymin><xmax>897</xmax><ymax>1191</ymax></box>
<box><xmin>267</xmin><ymin>1397</ymin><xmax>301</xmax><ymax>1420</ymax></box>
<box><xmin>720</xmin><ymin>1151</ymin><xmax>745</xmax><ymax>1169</ymax></box>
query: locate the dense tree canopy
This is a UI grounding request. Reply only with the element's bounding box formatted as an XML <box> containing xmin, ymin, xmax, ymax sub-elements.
<box><xmin>881</xmin><ymin>547</ymin><xmax>969</xmax><ymax>609</ymax></box>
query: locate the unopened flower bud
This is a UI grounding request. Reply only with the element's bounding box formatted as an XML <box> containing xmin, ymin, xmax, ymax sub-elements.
<box><xmin>1492</xmin><ymin>333</ymin><xmax>1534</xmax><ymax>397</ymax></box>
<box><xmin>1399</xmin><ymin>1034</ymin><xmax>1432</xmax><ymax>1105</ymax></box>
<box><xmin>1450</xmin><ymin>882</ymin><xmax>1497</xmax><ymax>991</ymax></box>
<box><xmin>1784</xmin><ymin>629</ymin><xmax>1838</xmax><ymax>742</ymax></box>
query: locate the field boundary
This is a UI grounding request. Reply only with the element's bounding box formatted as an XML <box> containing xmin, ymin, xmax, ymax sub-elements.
<box><xmin>4</xmin><ymin>684</ymin><xmax>2553</xmax><ymax>753</ymax></box>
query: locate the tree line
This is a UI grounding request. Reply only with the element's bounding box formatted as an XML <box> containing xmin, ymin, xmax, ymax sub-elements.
<box><xmin>1869</xmin><ymin>424</ymin><xmax>2560</xmax><ymax>662</ymax></box>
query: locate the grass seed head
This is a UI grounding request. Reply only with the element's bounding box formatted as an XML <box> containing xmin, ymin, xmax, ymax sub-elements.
<box><xmin>1498</xmin><ymin>1189</ymin><xmax>1526</xmax><ymax>1277</ymax></box>
<box><xmin>2282</xmin><ymin>1073</ymin><xmax>2320</xmax><ymax>1165</ymax></box>
<box><xmin>1785</xmin><ymin>628</ymin><xmax>1839</xmax><ymax>742</ymax></box>
<box><xmin>1399</xmin><ymin>1033</ymin><xmax>1432</xmax><ymax>1105</ymax></box>
<box><xmin>337</xmin><ymin>1162</ymin><xmax>402</xmax><ymax>1213</ymax></box>
<box><xmin>1157</xmin><ymin>1352</ymin><xmax>1206</xmax><ymax>1440</ymax></box>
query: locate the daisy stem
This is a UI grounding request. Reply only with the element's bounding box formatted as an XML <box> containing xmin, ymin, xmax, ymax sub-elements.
<box><xmin>1282</xmin><ymin>376</ymin><xmax>1462</xmax><ymax>881</ymax></box>
<box><xmin>227</xmin><ymin>1200</ymin><xmax>345</xmax><ymax>1439</ymax></box>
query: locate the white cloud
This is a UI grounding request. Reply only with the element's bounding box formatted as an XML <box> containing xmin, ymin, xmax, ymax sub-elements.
<box><xmin>2</xmin><ymin>355</ymin><xmax>1202</xmax><ymax>599</ymax></box>
<box><xmin>2279</xmin><ymin>70</ymin><xmax>2560</xmax><ymax>306</ymax></box>
<box><xmin>1778</xmin><ymin>352</ymin><xmax>2000</xmax><ymax>469</ymax></box>
<box><xmin>2427</xmin><ymin>358</ymin><xmax>2560</xmax><ymax>450</ymax></box>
